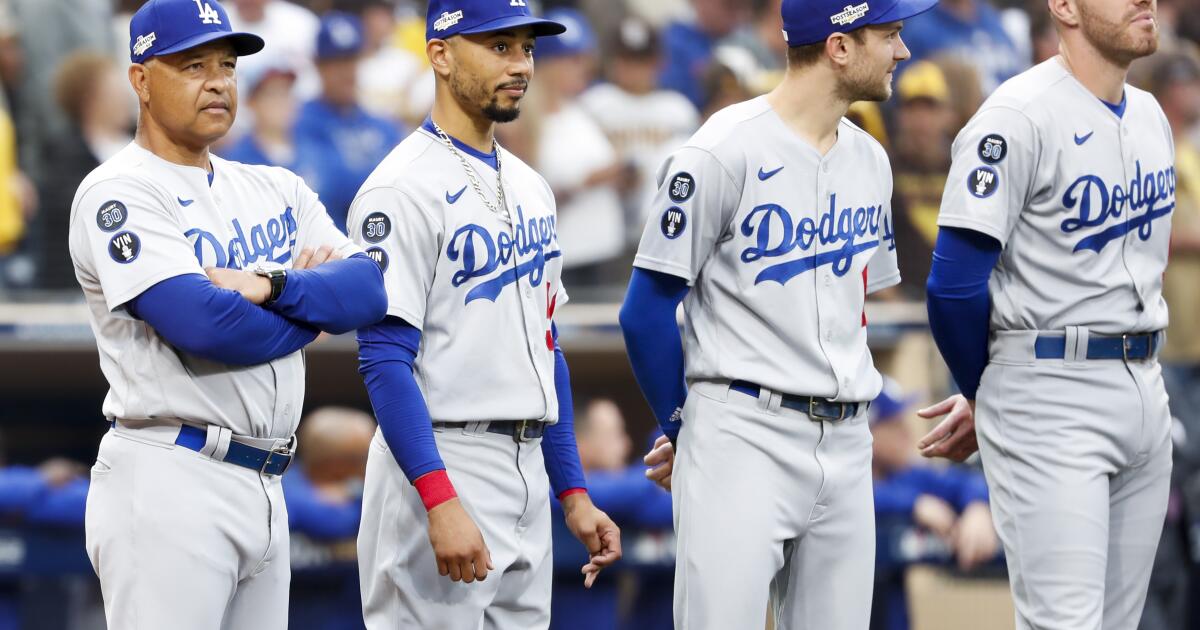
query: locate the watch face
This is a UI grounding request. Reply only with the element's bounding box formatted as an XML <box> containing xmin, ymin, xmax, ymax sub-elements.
<box><xmin>255</xmin><ymin>261</ymin><xmax>286</xmax><ymax>275</ymax></box>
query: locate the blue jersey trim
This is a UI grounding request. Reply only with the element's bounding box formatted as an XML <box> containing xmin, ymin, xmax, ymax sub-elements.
<box><xmin>421</xmin><ymin>117</ymin><xmax>499</xmax><ymax>171</ymax></box>
<box><xmin>1100</xmin><ymin>92</ymin><xmax>1127</xmax><ymax>118</ymax></box>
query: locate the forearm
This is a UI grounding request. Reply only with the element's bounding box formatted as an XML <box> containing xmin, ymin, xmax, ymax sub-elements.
<box><xmin>619</xmin><ymin>269</ymin><xmax>689</xmax><ymax>442</ymax></box>
<box><xmin>130</xmin><ymin>274</ymin><xmax>319</xmax><ymax>366</ymax></box>
<box><xmin>270</xmin><ymin>253</ymin><xmax>387</xmax><ymax>334</ymax></box>
<box><xmin>926</xmin><ymin>228</ymin><xmax>1002</xmax><ymax>400</ymax></box>
<box><xmin>358</xmin><ymin>318</ymin><xmax>453</xmax><ymax>511</ymax></box>
<box><xmin>542</xmin><ymin>332</ymin><xmax>587</xmax><ymax>499</ymax></box>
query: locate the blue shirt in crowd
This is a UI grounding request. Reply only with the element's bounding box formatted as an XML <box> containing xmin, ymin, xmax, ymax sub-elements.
<box><xmin>899</xmin><ymin>0</ymin><xmax>1026</xmax><ymax>93</ymax></box>
<box><xmin>293</xmin><ymin>99</ymin><xmax>404</xmax><ymax>233</ymax></box>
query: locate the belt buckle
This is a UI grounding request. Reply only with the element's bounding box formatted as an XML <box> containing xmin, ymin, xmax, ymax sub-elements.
<box><xmin>808</xmin><ymin>398</ymin><xmax>846</xmax><ymax>422</ymax></box>
<box><xmin>1122</xmin><ymin>334</ymin><xmax>1133</xmax><ymax>361</ymax></box>
<box><xmin>514</xmin><ymin>420</ymin><xmax>531</xmax><ymax>443</ymax></box>
<box><xmin>260</xmin><ymin>444</ymin><xmax>293</xmax><ymax>475</ymax></box>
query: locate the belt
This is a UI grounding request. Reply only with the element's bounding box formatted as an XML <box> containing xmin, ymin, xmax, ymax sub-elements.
<box><xmin>432</xmin><ymin>420</ymin><xmax>547</xmax><ymax>443</ymax></box>
<box><xmin>730</xmin><ymin>381</ymin><xmax>864</xmax><ymax>421</ymax></box>
<box><xmin>174</xmin><ymin>424</ymin><xmax>294</xmax><ymax>476</ymax></box>
<box><xmin>1033</xmin><ymin>332</ymin><xmax>1160</xmax><ymax>361</ymax></box>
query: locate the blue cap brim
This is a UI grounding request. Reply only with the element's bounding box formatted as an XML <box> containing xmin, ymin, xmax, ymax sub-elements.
<box><xmin>869</xmin><ymin>0</ymin><xmax>938</xmax><ymax>25</ymax></box>
<box><xmin>152</xmin><ymin>31</ymin><xmax>265</xmax><ymax>60</ymax></box>
<box><xmin>454</xmin><ymin>15</ymin><xmax>567</xmax><ymax>38</ymax></box>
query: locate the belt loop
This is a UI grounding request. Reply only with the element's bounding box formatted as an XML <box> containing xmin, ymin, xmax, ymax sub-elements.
<box><xmin>1063</xmin><ymin>326</ymin><xmax>1086</xmax><ymax>364</ymax></box>
<box><xmin>768</xmin><ymin>390</ymin><xmax>783</xmax><ymax>413</ymax></box>
<box><xmin>200</xmin><ymin>425</ymin><xmax>232</xmax><ymax>461</ymax></box>
<box><xmin>465</xmin><ymin>421</ymin><xmax>486</xmax><ymax>436</ymax></box>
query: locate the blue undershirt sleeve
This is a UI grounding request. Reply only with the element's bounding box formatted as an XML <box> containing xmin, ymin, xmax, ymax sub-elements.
<box><xmin>268</xmin><ymin>253</ymin><xmax>388</xmax><ymax>334</ymax></box>
<box><xmin>356</xmin><ymin>316</ymin><xmax>445</xmax><ymax>483</ymax></box>
<box><xmin>128</xmin><ymin>274</ymin><xmax>319</xmax><ymax>366</ymax></box>
<box><xmin>542</xmin><ymin>325</ymin><xmax>588</xmax><ymax>497</ymax></box>
<box><xmin>619</xmin><ymin>268</ymin><xmax>690</xmax><ymax>443</ymax></box>
<box><xmin>925</xmin><ymin>227</ymin><xmax>1003</xmax><ymax>400</ymax></box>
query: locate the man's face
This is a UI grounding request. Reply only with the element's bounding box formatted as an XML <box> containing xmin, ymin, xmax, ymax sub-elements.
<box><xmin>318</xmin><ymin>56</ymin><xmax>359</xmax><ymax>108</ymax></box>
<box><xmin>871</xmin><ymin>419</ymin><xmax>913</xmax><ymax>472</ymax></box>
<box><xmin>444</xmin><ymin>27</ymin><xmax>536</xmax><ymax>123</ymax></box>
<box><xmin>611</xmin><ymin>55</ymin><xmax>660</xmax><ymax>94</ymax></box>
<box><xmin>577</xmin><ymin>401</ymin><xmax>632</xmax><ymax>473</ymax></box>
<box><xmin>250</xmin><ymin>73</ymin><xmax>297</xmax><ymax>135</ymax></box>
<box><xmin>1165</xmin><ymin>78</ymin><xmax>1200</xmax><ymax>128</ymax></box>
<box><xmin>141</xmin><ymin>40</ymin><xmax>238</xmax><ymax>147</ymax></box>
<box><xmin>1077</xmin><ymin>0</ymin><xmax>1159</xmax><ymax>65</ymax></box>
<box><xmin>540</xmin><ymin>53</ymin><xmax>595</xmax><ymax>99</ymax></box>
<box><xmin>838</xmin><ymin>22</ymin><xmax>911</xmax><ymax>103</ymax></box>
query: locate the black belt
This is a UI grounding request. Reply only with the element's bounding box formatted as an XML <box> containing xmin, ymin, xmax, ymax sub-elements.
<box><xmin>432</xmin><ymin>420</ymin><xmax>547</xmax><ymax>443</ymax></box>
<box><xmin>1033</xmin><ymin>332</ymin><xmax>1160</xmax><ymax>361</ymax></box>
<box><xmin>730</xmin><ymin>381</ymin><xmax>864</xmax><ymax>421</ymax></box>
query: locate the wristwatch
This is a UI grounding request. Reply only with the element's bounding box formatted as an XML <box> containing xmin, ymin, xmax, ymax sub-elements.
<box><xmin>252</xmin><ymin>262</ymin><xmax>287</xmax><ymax>306</ymax></box>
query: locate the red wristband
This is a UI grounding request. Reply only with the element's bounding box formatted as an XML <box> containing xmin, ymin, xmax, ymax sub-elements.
<box><xmin>414</xmin><ymin>470</ymin><xmax>457</xmax><ymax>512</ymax></box>
<box><xmin>557</xmin><ymin>488</ymin><xmax>587</xmax><ymax>501</ymax></box>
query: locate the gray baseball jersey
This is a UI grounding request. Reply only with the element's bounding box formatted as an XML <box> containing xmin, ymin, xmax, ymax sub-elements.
<box><xmin>936</xmin><ymin>57</ymin><xmax>1176</xmax><ymax>630</ymax></box>
<box><xmin>347</xmin><ymin>127</ymin><xmax>566</xmax><ymax>423</ymax></box>
<box><xmin>937</xmin><ymin>58</ymin><xmax>1175</xmax><ymax>334</ymax></box>
<box><xmin>68</xmin><ymin>142</ymin><xmax>359</xmax><ymax>439</ymax></box>
<box><xmin>351</xmin><ymin>127</ymin><xmax>566</xmax><ymax>628</ymax></box>
<box><xmin>632</xmin><ymin>95</ymin><xmax>900</xmax><ymax>402</ymax></box>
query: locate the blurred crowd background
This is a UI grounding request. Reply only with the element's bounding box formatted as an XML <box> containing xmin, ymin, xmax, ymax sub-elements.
<box><xmin>0</xmin><ymin>0</ymin><xmax>1197</xmax><ymax>629</ymax></box>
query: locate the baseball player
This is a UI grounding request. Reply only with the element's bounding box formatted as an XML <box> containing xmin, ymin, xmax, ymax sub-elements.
<box><xmin>350</xmin><ymin>2</ymin><xmax>621</xmax><ymax>628</ymax></box>
<box><xmin>619</xmin><ymin>0</ymin><xmax>941</xmax><ymax>627</ymax></box>
<box><xmin>69</xmin><ymin>1</ymin><xmax>387</xmax><ymax>627</ymax></box>
<box><xmin>919</xmin><ymin>0</ymin><xmax>1175</xmax><ymax>628</ymax></box>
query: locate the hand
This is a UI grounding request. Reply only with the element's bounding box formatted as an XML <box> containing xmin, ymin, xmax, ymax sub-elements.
<box><xmin>913</xmin><ymin>494</ymin><xmax>957</xmax><ymax>542</ymax></box>
<box><xmin>293</xmin><ymin>245</ymin><xmax>342</xmax><ymax>270</ymax></box>
<box><xmin>917</xmin><ymin>395</ymin><xmax>978</xmax><ymax>462</ymax></box>
<box><xmin>953</xmin><ymin>502</ymin><xmax>999</xmax><ymax>572</ymax></box>
<box><xmin>562</xmin><ymin>493</ymin><xmax>622</xmax><ymax>588</ymax></box>
<box><xmin>427</xmin><ymin>498</ymin><xmax>493</xmax><ymax>583</ymax></box>
<box><xmin>206</xmin><ymin>267</ymin><xmax>271</xmax><ymax>304</ymax></box>
<box><xmin>643</xmin><ymin>435</ymin><xmax>674</xmax><ymax>491</ymax></box>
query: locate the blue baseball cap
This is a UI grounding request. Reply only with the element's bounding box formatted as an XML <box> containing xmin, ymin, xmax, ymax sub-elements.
<box><xmin>129</xmin><ymin>0</ymin><xmax>264</xmax><ymax>64</ymax></box>
<box><xmin>535</xmin><ymin>9</ymin><xmax>595</xmax><ymax>60</ymax></box>
<box><xmin>316</xmin><ymin>12</ymin><xmax>366</xmax><ymax>61</ymax></box>
<box><xmin>426</xmin><ymin>0</ymin><xmax>567</xmax><ymax>42</ymax></box>
<box><xmin>782</xmin><ymin>0</ymin><xmax>938</xmax><ymax>47</ymax></box>
<box><xmin>870</xmin><ymin>377</ymin><xmax>918</xmax><ymax>426</ymax></box>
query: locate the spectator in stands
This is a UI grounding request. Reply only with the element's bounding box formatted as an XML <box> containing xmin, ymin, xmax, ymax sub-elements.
<box><xmin>551</xmin><ymin>399</ymin><xmax>673</xmax><ymax>630</ymax></box>
<box><xmin>888</xmin><ymin>62</ymin><xmax>955</xmax><ymax>300</ymax></box>
<box><xmin>294</xmin><ymin>11</ymin><xmax>403</xmax><ymax>232</ymax></box>
<box><xmin>283</xmin><ymin>406</ymin><xmax>375</xmax><ymax>541</ymax></box>
<box><xmin>10</xmin><ymin>0</ymin><xmax>114</xmax><ymax>184</ymax></box>
<box><xmin>348</xmin><ymin>0</ymin><xmax>425</xmax><ymax>125</ymax></box>
<box><xmin>530</xmin><ymin>9</ymin><xmax>630</xmax><ymax>290</ymax></box>
<box><xmin>219</xmin><ymin>57</ymin><xmax>301</xmax><ymax>171</ymax></box>
<box><xmin>898</xmin><ymin>0</ymin><xmax>1027</xmax><ymax>94</ymax></box>
<box><xmin>1140</xmin><ymin>52</ymin><xmax>1200</xmax><ymax>630</ymax></box>
<box><xmin>36</xmin><ymin>52</ymin><xmax>132</xmax><ymax>290</ymax></box>
<box><xmin>284</xmin><ymin>406</ymin><xmax>375</xmax><ymax>630</ymax></box>
<box><xmin>718</xmin><ymin>0</ymin><xmax>786</xmax><ymax>84</ymax></box>
<box><xmin>227</xmin><ymin>0</ymin><xmax>320</xmax><ymax>101</ymax></box>
<box><xmin>871</xmin><ymin>379</ymin><xmax>997</xmax><ymax>630</ymax></box>
<box><xmin>580</xmin><ymin>16</ymin><xmax>699</xmax><ymax>251</ymax></box>
<box><xmin>658</xmin><ymin>0</ymin><xmax>747</xmax><ymax>110</ymax></box>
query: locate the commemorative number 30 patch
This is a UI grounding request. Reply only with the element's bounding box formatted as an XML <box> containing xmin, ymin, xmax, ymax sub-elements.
<box><xmin>668</xmin><ymin>172</ymin><xmax>695</xmax><ymax>204</ymax></box>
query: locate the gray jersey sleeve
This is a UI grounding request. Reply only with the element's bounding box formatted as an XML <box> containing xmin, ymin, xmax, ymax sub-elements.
<box><xmin>291</xmin><ymin>174</ymin><xmax>362</xmax><ymax>258</ymax></box>
<box><xmin>867</xmin><ymin>170</ymin><xmax>901</xmax><ymax>293</ymax></box>
<box><xmin>937</xmin><ymin>106</ymin><xmax>1041</xmax><ymax>246</ymax></box>
<box><xmin>73</xmin><ymin>178</ymin><xmax>205</xmax><ymax>313</ymax></box>
<box><xmin>349</xmin><ymin>186</ymin><xmax>442</xmax><ymax>328</ymax></box>
<box><xmin>633</xmin><ymin>146</ymin><xmax>741</xmax><ymax>283</ymax></box>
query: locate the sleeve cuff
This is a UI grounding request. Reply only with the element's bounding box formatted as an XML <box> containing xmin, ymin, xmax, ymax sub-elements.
<box><xmin>557</xmin><ymin>487</ymin><xmax>587</xmax><ymax>501</ymax></box>
<box><xmin>413</xmin><ymin>469</ymin><xmax>457</xmax><ymax>512</ymax></box>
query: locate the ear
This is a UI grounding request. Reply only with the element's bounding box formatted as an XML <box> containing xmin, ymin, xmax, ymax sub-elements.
<box><xmin>825</xmin><ymin>32</ymin><xmax>854</xmax><ymax>69</ymax></box>
<box><xmin>129</xmin><ymin>63</ymin><xmax>151</xmax><ymax>105</ymax></box>
<box><xmin>1047</xmin><ymin>0</ymin><xmax>1080</xmax><ymax>28</ymax></box>
<box><xmin>427</xmin><ymin>39</ymin><xmax>452</xmax><ymax>80</ymax></box>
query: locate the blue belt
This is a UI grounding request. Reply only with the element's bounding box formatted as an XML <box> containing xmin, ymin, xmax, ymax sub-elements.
<box><xmin>1032</xmin><ymin>332</ymin><xmax>1160</xmax><ymax>361</ymax></box>
<box><xmin>730</xmin><ymin>381</ymin><xmax>864</xmax><ymax>421</ymax></box>
<box><xmin>174</xmin><ymin>425</ymin><xmax>294</xmax><ymax>476</ymax></box>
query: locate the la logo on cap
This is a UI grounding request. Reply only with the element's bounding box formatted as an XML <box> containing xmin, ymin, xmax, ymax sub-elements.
<box><xmin>194</xmin><ymin>0</ymin><xmax>222</xmax><ymax>24</ymax></box>
<box><xmin>830</xmin><ymin>2</ymin><xmax>870</xmax><ymax>26</ymax></box>
<box><xmin>434</xmin><ymin>10</ymin><xmax>463</xmax><ymax>31</ymax></box>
